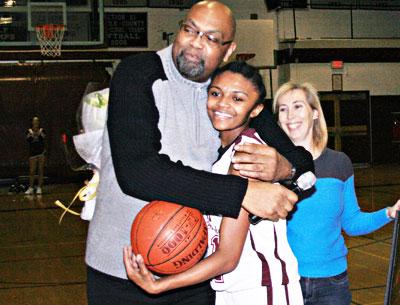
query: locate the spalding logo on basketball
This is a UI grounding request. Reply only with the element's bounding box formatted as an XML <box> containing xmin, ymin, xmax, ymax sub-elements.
<box><xmin>131</xmin><ymin>200</ymin><xmax>208</xmax><ymax>275</ymax></box>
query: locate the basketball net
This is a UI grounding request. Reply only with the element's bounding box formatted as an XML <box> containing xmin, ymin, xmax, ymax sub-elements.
<box><xmin>35</xmin><ymin>24</ymin><xmax>65</xmax><ymax>57</ymax></box>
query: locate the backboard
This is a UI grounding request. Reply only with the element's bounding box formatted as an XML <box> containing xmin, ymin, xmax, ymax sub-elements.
<box><xmin>0</xmin><ymin>0</ymin><xmax>103</xmax><ymax>47</ymax></box>
<box><xmin>233</xmin><ymin>19</ymin><xmax>275</xmax><ymax>68</ymax></box>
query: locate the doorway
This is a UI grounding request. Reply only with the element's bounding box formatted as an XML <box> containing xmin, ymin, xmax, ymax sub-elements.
<box><xmin>319</xmin><ymin>91</ymin><xmax>371</xmax><ymax>165</ymax></box>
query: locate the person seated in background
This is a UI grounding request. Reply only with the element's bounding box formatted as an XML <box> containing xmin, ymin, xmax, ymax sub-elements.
<box><xmin>272</xmin><ymin>81</ymin><xmax>400</xmax><ymax>305</ymax></box>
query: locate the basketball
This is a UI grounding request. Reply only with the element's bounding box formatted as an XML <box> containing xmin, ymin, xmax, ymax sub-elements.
<box><xmin>130</xmin><ymin>200</ymin><xmax>208</xmax><ymax>275</ymax></box>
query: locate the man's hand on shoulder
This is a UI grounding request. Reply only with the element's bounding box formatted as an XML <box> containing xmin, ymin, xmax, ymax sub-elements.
<box><xmin>231</xmin><ymin>143</ymin><xmax>293</xmax><ymax>182</ymax></box>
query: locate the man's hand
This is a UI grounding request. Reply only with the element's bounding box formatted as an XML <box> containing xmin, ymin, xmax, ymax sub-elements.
<box><xmin>232</xmin><ymin>143</ymin><xmax>292</xmax><ymax>182</ymax></box>
<box><xmin>242</xmin><ymin>180</ymin><xmax>298</xmax><ymax>221</ymax></box>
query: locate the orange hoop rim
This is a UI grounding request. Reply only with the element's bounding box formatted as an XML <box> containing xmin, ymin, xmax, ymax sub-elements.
<box><xmin>35</xmin><ymin>24</ymin><xmax>65</xmax><ymax>30</ymax></box>
<box><xmin>35</xmin><ymin>24</ymin><xmax>65</xmax><ymax>39</ymax></box>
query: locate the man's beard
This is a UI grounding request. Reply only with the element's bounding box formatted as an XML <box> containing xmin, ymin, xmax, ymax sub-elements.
<box><xmin>176</xmin><ymin>51</ymin><xmax>205</xmax><ymax>80</ymax></box>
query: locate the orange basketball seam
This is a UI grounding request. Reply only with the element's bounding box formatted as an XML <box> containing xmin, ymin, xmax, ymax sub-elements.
<box><xmin>153</xmin><ymin>209</ymin><xmax>195</xmax><ymax>260</ymax></box>
<box><xmin>131</xmin><ymin>202</ymin><xmax>156</xmax><ymax>258</ymax></box>
<box><xmin>150</xmin><ymin>222</ymin><xmax>207</xmax><ymax>274</ymax></box>
<box><xmin>146</xmin><ymin>205</ymin><xmax>185</xmax><ymax>266</ymax></box>
<box><xmin>131</xmin><ymin>201</ymin><xmax>207</xmax><ymax>275</ymax></box>
<box><xmin>149</xmin><ymin>212</ymin><xmax>205</xmax><ymax>273</ymax></box>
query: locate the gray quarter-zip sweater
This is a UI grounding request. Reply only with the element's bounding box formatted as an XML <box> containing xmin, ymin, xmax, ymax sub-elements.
<box><xmin>85</xmin><ymin>45</ymin><xmax>313</xmax><ymax>279</ymax></box>
<box><xmin>86</xmin><ymin>46</ymin><xmax>247</xmax><ymax>279</ymax></box>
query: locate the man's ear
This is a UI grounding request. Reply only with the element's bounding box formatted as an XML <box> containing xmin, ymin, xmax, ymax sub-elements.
<box><xmin>223</xmin><ymin>41</ymin><xmax>237</xmax><ymax>62</ymax></box>
<box><xmin>250</xmin><ymin>103</ymin><xmax>264</xmax><ymax>118</ymax></box>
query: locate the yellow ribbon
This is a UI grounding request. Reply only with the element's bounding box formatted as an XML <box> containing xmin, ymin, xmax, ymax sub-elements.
<box><xmin>55</xmin><ymin>186</ymin><xmax>86</xmax><ymax>224</ymax></box>
<box><xmin>78</xmin><ymin>183</ymin><xmax>97</xmax><ymax>201</ymax></box>
<box><xmin>54</xmin><ymin>181</ymin><xmax>97</xmax><ymax>224</ymax></box>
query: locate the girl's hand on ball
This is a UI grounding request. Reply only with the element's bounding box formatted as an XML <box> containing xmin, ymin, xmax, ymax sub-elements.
<box><xmin>123</xmin><ymin>246</ymin><xmax>161</xmax><ymax>294</ymax></box>
<box><xmin>123</xmin><ymin>246</ymin><xmax>139</xmax><ymax>271</ymax></box>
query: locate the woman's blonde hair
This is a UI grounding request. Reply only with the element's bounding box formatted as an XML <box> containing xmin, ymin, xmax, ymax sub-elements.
<box><xmin>272</xmin><ymin>82</ymin><xmax>328</xmax><ymax>152</ymax></box>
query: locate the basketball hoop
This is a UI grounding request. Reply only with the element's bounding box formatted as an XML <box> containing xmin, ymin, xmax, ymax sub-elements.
<box><xmin>236</xmin><ymin>53</ymin><xmax>256</xmax><ymax>62</ymax></box>
<box><xmin>35</xmin><ymin>24</ymin><xmax>65</xmax><ymax>57</ymax></box>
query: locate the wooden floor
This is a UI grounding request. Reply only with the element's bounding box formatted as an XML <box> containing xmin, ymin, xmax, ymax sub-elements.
<box><xmin>0</xmin><ymin>164</ymin><xmax>399</xmax><ymax>305</ymax></box>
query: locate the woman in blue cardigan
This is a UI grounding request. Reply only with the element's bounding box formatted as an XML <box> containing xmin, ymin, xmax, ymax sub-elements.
<box><xmin>272</xmin><ymin>82</ymin><xmax>400</xmax><ymax>305</ymax></box>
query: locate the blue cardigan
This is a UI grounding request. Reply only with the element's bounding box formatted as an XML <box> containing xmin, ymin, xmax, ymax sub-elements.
<box><xmin>287</xmin><ymin>148</ymin><xmax>391</xmax><ymax>277</ymax></box>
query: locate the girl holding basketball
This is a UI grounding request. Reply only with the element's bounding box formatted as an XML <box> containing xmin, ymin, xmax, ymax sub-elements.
<box><xmin>124</xmin><ymin>61</ymin><xmax>303</xmax><ymax>305</ymax></box>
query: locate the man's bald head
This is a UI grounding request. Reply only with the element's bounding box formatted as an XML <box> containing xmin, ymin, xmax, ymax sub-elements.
<box><xmin>189</xmin><ymin>1</ymin><xmax>236</xmax><ymax>40</ymax></box>
<box><xmin>172</xmin><ymin>0</ymin><xmax>237</xmax><ymax>82</ymax></box>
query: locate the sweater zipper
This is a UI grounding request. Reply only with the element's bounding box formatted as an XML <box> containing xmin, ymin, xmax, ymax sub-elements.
<box><xmin>194</xmin><ymin>86</ymin><xmax>203</xmax><ymax>144</ymax></box>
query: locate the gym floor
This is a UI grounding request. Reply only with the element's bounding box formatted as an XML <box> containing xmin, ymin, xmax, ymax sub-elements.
<box><xmin>0</xmin><ymin>164</ymin><xmax>399</xmax><ymax>305</ymax></box>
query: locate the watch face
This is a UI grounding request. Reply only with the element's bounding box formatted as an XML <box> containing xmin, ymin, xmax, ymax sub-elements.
<box><xmin>291</xmin><ymin>166</ymin><xmax>296</xmax><ymax>179</ymax></box>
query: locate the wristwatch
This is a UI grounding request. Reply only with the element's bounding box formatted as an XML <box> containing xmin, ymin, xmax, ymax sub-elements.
<box><xmin>289</xmin><ymin>166</ymin><xmax>296</xmax><ymax>180</ymax></box>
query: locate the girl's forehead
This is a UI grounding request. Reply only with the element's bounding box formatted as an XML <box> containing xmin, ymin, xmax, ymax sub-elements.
<box><xmin>212</xmin><ymin>72</ymin><xmax>253</xmax><ymax>89</ymax></box>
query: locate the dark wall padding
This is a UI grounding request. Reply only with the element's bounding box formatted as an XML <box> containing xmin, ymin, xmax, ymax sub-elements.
<box><xmin>0</xmin><ymin>62</ymin><xmax>110</xmax><ymax>180</ymax></box>
<box><xmin>370</xmin><ymin>96</ymin><xmax>400</xmax><ymax>164</ymax></box>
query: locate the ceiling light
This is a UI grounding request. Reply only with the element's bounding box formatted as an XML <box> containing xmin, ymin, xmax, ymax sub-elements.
<box><xmin>0</xmin><ymin>16</ymin><xmax>12</xmax><ymax>24</ymax></box>
<box><xmin>4</xmin><ymin>0</ymin><xmax>16</xmax><ymax>8</ymax></box>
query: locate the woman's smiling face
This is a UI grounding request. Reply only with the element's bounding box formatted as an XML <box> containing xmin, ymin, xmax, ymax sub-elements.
<box><xmin>277</xmin><ymin>88</ymin><xmax>318</xmax><ymax>146</ymax></box>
